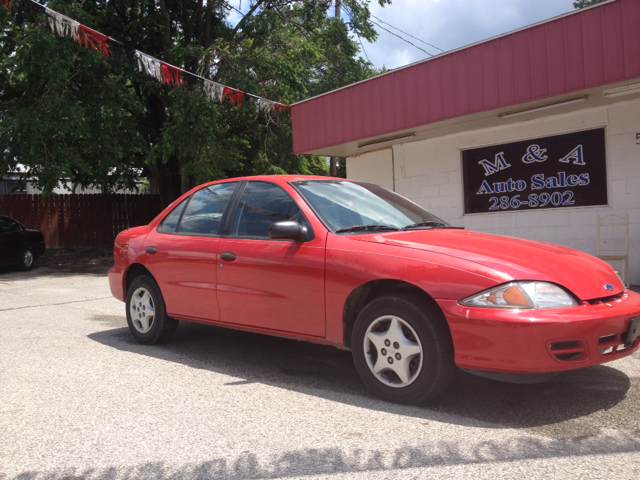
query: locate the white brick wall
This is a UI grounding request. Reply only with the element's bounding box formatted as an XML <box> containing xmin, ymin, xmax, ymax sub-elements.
<box><xmin>345</xmin><ymin>148</ymin><xmax>393</xmax><ymax>190</ymax></box>
<box><xmin>347</xmin><ymin>98</ymin><xmax>640</xmax><ymax>284</ymax></box>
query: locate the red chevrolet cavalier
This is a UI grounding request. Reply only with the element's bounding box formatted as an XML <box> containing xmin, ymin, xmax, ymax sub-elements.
<box><xmin>109</xmin><ymin>176</ymin><xmax>640</xmax><ymax>404</ymax></box>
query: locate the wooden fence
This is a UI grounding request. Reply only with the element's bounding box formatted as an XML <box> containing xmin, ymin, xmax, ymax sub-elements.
<box><xmin>0</xmin><ymin>194</ymin><xmax>163</xmax><ymax>248</ymax></box>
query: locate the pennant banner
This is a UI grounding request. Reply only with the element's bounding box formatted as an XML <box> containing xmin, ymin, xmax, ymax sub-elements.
<box><xmin>22</xmin><ymin>0</ymin><xmax>288</xmax><ymax>113</ymax></box>
<box><xmin>203</xmin><ymin>79</ymin><xmax>224</xmax><ymax>102</ymax></box>
<box><xmin>222</xmin><ymin>87</ymin><xmax>244</xmax><ymax>107</ymax></box>
<box><xmin>134</xmin><ymin>51</ymin><xmax>163</xmax><ymax>82</ymax></box>
<box><xmin>45</xmin><ymin>7</ymin><xmax>79</xmax><ymax>40</ymax></box>
<box><xmin>77</xmin><ymin>24</ymin><xmax>111</xmax><ymax>57</ymax></box>
<box><xmin>161</xmin><ymin>62</ymin><xmax>184</xmax><ymax>87</ymax></box>
<box><xmin>258</xmin><ymin>99</ymin><xmax>276</xmax><ymax>113</ymax></box>
<box><xmin>272</xmin><ymin>103</ymin><xmax>288</xmax><ymax>112</ymax></box>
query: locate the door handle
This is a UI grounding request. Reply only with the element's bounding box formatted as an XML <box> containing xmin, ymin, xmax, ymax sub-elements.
<box><xmin>220</xmin><ymin>252</ymin><xmax>236</xmax><ymax>260</ymax></box>
<box><xmin>146</xmin><ymin>246</ymin><xmax>157</xmax><ymax>254</ymax></box>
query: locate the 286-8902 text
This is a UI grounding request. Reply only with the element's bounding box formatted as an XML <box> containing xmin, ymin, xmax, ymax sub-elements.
<box><xmin>488</xmin><ymin>191</ymin><xmax>575</xmax><ymax>210</ymax></box>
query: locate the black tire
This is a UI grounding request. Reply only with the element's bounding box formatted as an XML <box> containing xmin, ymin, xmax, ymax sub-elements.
<box><xmin>351</xmin><ymin>293</ymin><xmax>455</xmax><ymax>404</ymax></box>
<box><xmin>126</xmin><ymin>275</ymin><xmax>179</xmax><ymax>345</ymax></box>
<box><xmin>19</xmin><ymin>247</ymin><xmax>35</xmax><ymax>271</ymax></box>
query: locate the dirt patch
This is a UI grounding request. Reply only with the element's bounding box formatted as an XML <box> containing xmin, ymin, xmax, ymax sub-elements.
<box><xmin>36</xmin><ymin>246</ymin><xmax>114</xmax><ymax>273</ymax></box>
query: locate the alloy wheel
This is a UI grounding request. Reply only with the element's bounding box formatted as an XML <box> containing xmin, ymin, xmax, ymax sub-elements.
<box><xmin>363</xmin><ymin>315</ymin><xmax>423</xmax><ymax>388</ymax></box>
<box><xmin>22</xmin><ymin>250</ymin><xmax>34</xmax><ymax>268</ymax></box>
<box><xmin>129</xmin><ymin>287</ymin><xmax>156</xmax><ymax>334</ymax></box>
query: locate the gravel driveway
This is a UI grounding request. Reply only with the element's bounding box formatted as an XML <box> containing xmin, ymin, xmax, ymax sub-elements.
<box><xmin>1</xmin><ymin>267</ymin><xmax>639</xmax><ymax>479</ymax></box>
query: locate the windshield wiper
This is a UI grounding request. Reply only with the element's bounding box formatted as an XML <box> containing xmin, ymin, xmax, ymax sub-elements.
<box><xmin>335</xmin><ymin>224</ymin><xmax>400</xmax><ymax>233</ymax></box>
<box><xmin>402</xmin><ymin>221</ymin><xmax>448</xmax><ymax>230</ymax></box>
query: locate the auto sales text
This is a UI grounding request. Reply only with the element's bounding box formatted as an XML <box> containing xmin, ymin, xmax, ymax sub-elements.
<box><xmin>476</xmin><ymin>172</ymin><xmax>590</xmax><ymax>195</ymax></box>
<box><xmin>474</xmin><ymin>143</ymin><xmax>589</xmax><ymax>210</ymax></box>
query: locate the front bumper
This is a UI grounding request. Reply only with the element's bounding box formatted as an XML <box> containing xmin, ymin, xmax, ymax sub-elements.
<box><xmin>438</xmin><ymin>290</ymin><xmax>640</xmax><ymax>374</ymax></box>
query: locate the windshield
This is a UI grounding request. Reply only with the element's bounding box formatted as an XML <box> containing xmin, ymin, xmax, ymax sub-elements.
<box><xmin>291</xmin><ymin>180</ymin><xmax>451</xmax><ymax>233</ymax></box>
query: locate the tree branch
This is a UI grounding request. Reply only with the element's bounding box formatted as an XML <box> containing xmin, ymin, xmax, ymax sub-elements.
<box><xmin>231</xmin><ymin>0</ymin><xmax>268</xmax><ymax>39</ymax></box>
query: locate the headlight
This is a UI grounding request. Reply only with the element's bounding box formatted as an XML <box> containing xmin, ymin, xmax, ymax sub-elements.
<box><xmin>460</xmin><ymin>282</ymin><xmax>578</xmax><ymax>309</ymax></box>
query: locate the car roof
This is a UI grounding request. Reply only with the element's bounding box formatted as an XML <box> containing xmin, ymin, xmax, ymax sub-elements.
<box><xmin>198</xmin><ymin>175</ymin><xmax>360</xmax><ymax>190</ymax></box>
<box><xmin>165</xmin><ymin>175</ymin><xmax>369</xmax><ymax>213</ymax></box>
<box><xmin>214</xmin><ymin>174</ymin><xmax>348</xmax><ymax>183</ymax></box>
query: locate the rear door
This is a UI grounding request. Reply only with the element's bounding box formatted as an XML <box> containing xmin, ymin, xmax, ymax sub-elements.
<box><xmin>216</xmin><ymin>181</ymin><xmax>326</xmax><ymax>337</ymax></box>
<box><xmin>143</xmin><ymin>181</ymin><xmax>239</xmax><ymax>321</ymax></box>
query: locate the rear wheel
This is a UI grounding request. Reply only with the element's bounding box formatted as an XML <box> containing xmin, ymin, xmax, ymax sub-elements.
<box><xmin>19</xmin><ymin>247</ymin><xmax>34</xmax><ymax>271</ymax></box>
<box><xmin>351</xmin><ymin>294</ymin><xmax>455</xmax><ymax>404</ymax></box>
<box><xmin>126</xmin><ymin>275</ymin><xmax>178</xmax><ymax>344</ymax></box>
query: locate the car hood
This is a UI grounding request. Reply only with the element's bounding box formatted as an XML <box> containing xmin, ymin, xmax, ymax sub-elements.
<box><xmin>349</xmin><ymin>229</ymin><xmax>624</xmax><ymax>300</ymax></box>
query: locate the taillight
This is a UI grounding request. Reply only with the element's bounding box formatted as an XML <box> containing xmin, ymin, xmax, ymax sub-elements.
<box><xmin>114</xmin><ymin>242</ymin><xmax>129</xmax><ymax>262</ymax></box>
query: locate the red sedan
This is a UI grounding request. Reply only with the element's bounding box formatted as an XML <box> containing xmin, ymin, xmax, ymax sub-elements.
<box><xmin>108</xmin><ymin>176</ymin><xmax>640</xmax><ymax>404</ymax></box>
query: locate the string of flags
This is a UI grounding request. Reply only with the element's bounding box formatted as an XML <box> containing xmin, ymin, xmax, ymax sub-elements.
<box><xmin>7</xmin><ymin>0</ymin><xmax>289</xmax><ymax>113</ymax></box>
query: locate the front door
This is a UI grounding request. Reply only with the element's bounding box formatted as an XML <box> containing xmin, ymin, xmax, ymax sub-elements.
<box><xmin>216</xmin><ymin>181</ymin><xmax>326</xmax><ymax>337</ymax></box>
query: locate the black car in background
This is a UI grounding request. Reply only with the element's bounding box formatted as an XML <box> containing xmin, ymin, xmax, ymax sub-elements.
<box><xmin>0</xmin><ymin>215</ymin><xmax>46</xmax><ymax>270</ymax></box>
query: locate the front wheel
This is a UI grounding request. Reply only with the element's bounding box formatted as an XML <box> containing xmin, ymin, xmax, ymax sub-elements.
<box><xmin>126</xmin><ymin>275</ymin><xmax>179</xmax><ymax>344</ymax></box>
<box><xmin>351</xmin><ymin>294</ymin><xmax>455</xmax><ymax>404</ymax></box>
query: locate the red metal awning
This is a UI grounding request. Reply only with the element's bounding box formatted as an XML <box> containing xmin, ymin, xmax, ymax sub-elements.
<box><xmin>291</xmin><ymin>0</ymin><xmax>640</xmax><ymax>155</ymax></box>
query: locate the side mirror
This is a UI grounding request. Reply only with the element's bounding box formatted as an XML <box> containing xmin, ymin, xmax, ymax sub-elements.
<box><xmin>268</xmin><ymin>221</ymin><xmax>308</xmax><ymax>241</ymax></box>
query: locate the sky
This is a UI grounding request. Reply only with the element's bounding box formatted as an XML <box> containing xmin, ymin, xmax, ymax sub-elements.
<box><xmin>360</xmin><ymin>0</ymin><xmax>581</xmax><ymax>69</ymax></box>
<box><xmin>226</xmin><ymin>1</ymin><xmax>586</xmax><ymax>71</ymax></box>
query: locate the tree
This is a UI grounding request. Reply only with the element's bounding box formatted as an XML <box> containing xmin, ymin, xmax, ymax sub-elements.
<box><xmin>1</xmin><ymin>1</ymin><xmax>390</xmax><ymax>206</ymax></box>
<box><xmin>573</xmin><ymin>0</ymin><xmax>607</xmax><ymax>8</ymax></box>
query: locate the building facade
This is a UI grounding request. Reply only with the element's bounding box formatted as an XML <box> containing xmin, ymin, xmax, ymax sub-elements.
<box><xmin>291</xmin><ymin>0</ymin><xmax>640</xmax><ymax>284</ymax></box>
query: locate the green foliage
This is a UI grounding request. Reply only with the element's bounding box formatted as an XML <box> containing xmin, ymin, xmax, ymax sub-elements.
<box><xmin>0</xmin><ymin>7</ymin><xmax>146</xmax><ymax>194</ymax></box>
<box><xmin>0</xmin><ymin>1</ymin><xmax>389</xmax><ymax>204</ymax></box>
<box><xmin>573</xmin><ymin>0</ymin><xmax>607</xmax><ymax>8</ymax></box>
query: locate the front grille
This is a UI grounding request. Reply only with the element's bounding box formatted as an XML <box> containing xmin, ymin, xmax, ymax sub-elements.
<box><xmin>548</xmin><ymin>339</ymin><xmax>588</xmax><ymax>363</ymax></box>
<box><xmin>587</xmin><ymin>291</ymin><xmax>626</xmax><ymax>305</ymax></box>
<box><xmin>598</xmin><ymin>332</ymin><xmax>632</xmax><ymax>356</ymax></box>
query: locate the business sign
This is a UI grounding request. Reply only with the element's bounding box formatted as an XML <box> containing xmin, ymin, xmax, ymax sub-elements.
<box><xmin>462</xmin><ymin>128</ymin><xmax>607</xmax><ymax>214</ymax></box>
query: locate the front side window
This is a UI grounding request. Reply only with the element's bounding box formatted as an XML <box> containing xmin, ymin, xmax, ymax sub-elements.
<box><xmin>178</xmin><ymin>182</ymin><xmax>239</xmax><ymax>235</ymax></box>
<box><xmin>292</xmin><ymin>180</ymin><xmax>450</xmax><ymax>233</ymax></box>
<box><xmin>231</xmin><ymin>182</ymin><xmax>305</xmax><ymax>238</ymax></box>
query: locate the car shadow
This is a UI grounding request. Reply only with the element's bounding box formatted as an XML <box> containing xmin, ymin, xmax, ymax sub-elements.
<box><xmin>88</xmin><ymin>316</ymin><xmax>635</xmax><ymax>436</ymax></box>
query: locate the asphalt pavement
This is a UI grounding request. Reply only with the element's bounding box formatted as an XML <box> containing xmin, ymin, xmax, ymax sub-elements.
<box><xmin>1</xmin><ymin>267</ymin><xmax>639</xmax><ymax>479</ymax></box>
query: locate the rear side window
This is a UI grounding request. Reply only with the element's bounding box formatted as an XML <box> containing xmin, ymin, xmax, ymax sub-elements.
<box><xmin>231</xmin><ymin>182</ymin><xmax>304</xmax><ymax>238</ymax></box>
<box><xmin>158</xmin><ymin>198</ymin><xmax>188</xmax><ymax>233</ymax></box>
<box><xmin>177</xmin><ymin>182</ymin><xmax>238</xmax><ymax>235</ymax></box>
